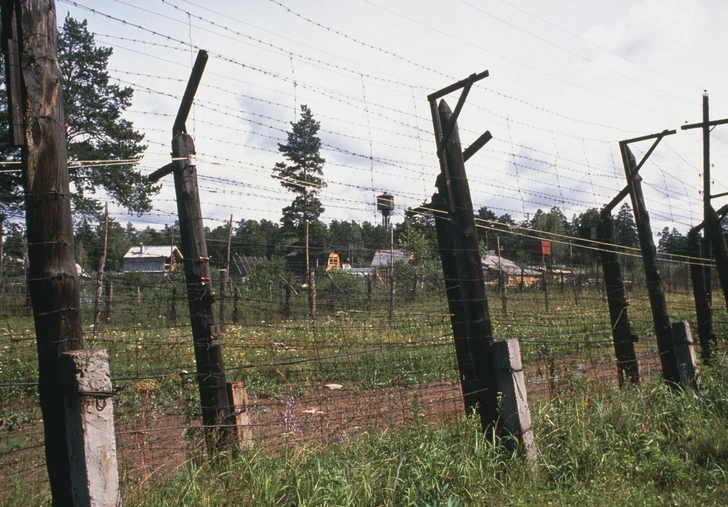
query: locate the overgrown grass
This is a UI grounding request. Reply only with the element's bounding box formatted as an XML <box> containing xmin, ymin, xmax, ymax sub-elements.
<box><xmin>78</xmin><ymin>362</ymin><xmax>725</xmax><ymax>506</ymax></box>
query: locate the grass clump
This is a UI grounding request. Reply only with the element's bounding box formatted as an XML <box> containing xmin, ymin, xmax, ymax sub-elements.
<box><xmin>116</xmin><ymin>363</ymin><xmax>728</xmax><ymax>507</ymax></box>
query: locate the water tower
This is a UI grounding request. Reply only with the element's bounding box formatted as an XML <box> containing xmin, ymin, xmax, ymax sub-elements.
<box><xmin>376</xmin><ymin>193</ymin><xmax>394</xmax><ymax>228</ymax></box>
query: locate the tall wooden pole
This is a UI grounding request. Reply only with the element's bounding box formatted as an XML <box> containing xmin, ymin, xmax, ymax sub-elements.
<box><xmin>621</xmin><ymin>143</ymin><xmax>680</xmax><ymax>384</ymax></box>
<box><xmin>219</xmin><ymin>214</ymin><xmax>233</xmax><ymax>331</ymax></box>
<box><xmin>0</xmin><ymin>214</ymin><xmax>4</xmax><ymax>281</ymax></box>
<box><xmin>598</xmin><ymin>212</ymin><xmax>639</xmax><ymax>385</ymax></box>
<box><xmin>436</xmin><ymin>100</ymin><xmax>498</xmax><ymax>429</ymax></box>
<box><xmin>2</xmin><ymin>1</ymin><xmax>83</xmax><ymax>503</ymax></box>
<box><xmin>688</xmin><ymin>228</ymin><xmax>716</xmax><ymax>360</ymax></box>
<box><xmin>149</xmin><ymin>50</ymin><xmax>233</xmax><ymax>447</ymax></box>
<box><xmin>172</xmin><ymin>133</ymin><xmax>232</xmax><ymax>445</ymax></box>
<box><xmin>93</xmin><ymin>203</ymin><xmax>109</xmax><ymax>339</ymax></box>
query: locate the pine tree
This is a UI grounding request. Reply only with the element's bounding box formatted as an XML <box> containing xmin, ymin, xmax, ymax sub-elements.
<box><xmin>0</xmin><ymin>15</ymin><xmax>158</xmax><ymax>219</ymax></box>
<box><xmin>273</xmin><ymin>104</ymin><xmax>326</xmax><ymax>236</ymax></box>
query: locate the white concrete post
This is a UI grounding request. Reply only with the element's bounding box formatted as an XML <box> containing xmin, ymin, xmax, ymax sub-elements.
<box><xmin>227</xmin><ymin>381</ymin><xmax>254</xmax><ymax>449</ymax></box>
<box><xmin>61</xmin><ymin>349</ymin><xmax>121</xmax><ymax>506</ymax></box>
<box><xmin>671</xmin><ymin>321</ymin><xmax>700</xmax><ymax>390</ymax></box>
<box><xmin>491</xmin><ymin>339</ymin><xmax>538</xmax><ymax>470</ymax></box>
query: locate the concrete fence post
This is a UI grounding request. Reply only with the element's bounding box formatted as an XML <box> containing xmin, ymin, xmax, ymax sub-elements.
<box><xmin>61</xmin><ymin>349</ymin><xmax>120</xmax><ymax>506</ymax></box>
<box><xmin>227</xmin><ymin>381</ymin><xmax>254</xmax><ymax>449</ymax></box>
<box><xmin>671</xmin><ymin>321</ymin><xmax>700</xmax><ymax>390</ymax></box>
<box><xmin>491</xmin><ymin>339</ymin><xmax>538</xmax><ymax>471</ymax></box>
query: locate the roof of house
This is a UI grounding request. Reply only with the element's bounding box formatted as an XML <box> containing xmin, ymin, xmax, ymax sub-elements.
<box><xmin>371</xmin><ymin>249</ymin><xmax>411</xmax><ymax>267</ymax></box>
<box><xmin>482</xmin><ymin>250</ymin><xmax>540</xmax><ymax>276</ymax></box>
<box><xmin>232</xmin><ymin>254</ymin><xmax>267</xmax><ymax>276</ymax></box>
<box><xmin>123</xmin><ymin>245</ymin><xmax>182</xmax><ymax>260</ymax></box>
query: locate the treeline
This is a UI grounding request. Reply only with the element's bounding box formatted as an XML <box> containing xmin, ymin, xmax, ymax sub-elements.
<box><xmin>3</xmin><ymin>201</ymin><xmax>701</xmax><ymax>276</ymax></box>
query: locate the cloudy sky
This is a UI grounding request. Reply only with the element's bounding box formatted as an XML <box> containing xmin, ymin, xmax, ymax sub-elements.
<box><xmin>57</xmin><ymin>0</ymin><xmax>728</xmax><ymax>234</ymax></box>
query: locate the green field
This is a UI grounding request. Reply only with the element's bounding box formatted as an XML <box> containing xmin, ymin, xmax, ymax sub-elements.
<box><xmin>1</xmin><ymin>271</ymin><xmax>727</xmax><ymax>505</ymax></box>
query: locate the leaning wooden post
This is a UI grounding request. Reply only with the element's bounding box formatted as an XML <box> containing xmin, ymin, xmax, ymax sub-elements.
<box><xmin>598</xmin><ymin>211</ymin><xmax>640</xmax><ymax>385</ymax></box>
<box><xmin>430</xmin><ymin>84</ymin><xmax>499</xmax><ymax>430</ymax></box>
<box><xmin>61</xmin><ymin>349</ymin><xmax>120</xmax><ymax>506</ymax></box>
<box><xmin>431</xmin><ymin>194</ymin><xmax>473</xmax><ymax>409</ymax></box>
<box><xmin>2</xmin><ymin>1</ymin><xmax>83</xmax><ymax>502</ymax></box>
<box><xmin>621</xmin><ymin>142</ymin><xmax>680</xmax><ymax>384</ymax></box>
<box><xmin>688</xmin><ymin>228</ymin><xmax>716</xmax><ymax>361</ymax></box>
<box><xmin>148</xmin><ymin>51</ymin><xmax>233</xmax><ymax>447</ymax></box>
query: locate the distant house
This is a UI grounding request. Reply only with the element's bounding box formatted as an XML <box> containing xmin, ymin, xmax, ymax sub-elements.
<box><xmin>231</xmin><ymin>254</ymin><xmax>267</xmax><ymax>277</ymax></box>
<box><xmin>481</xmin><ymin>250</ymin><xmax>540</xmax><ymax>287</ymax></box>
<box><xmin>370</xmin><ymin>249</ymin><xmax>411</xmax><ymax>268</ymax></box>
<box><xmin>285</xmin><ymin>251</ymin><xmax>343</xmax><ymax>274</ymax></box>
<box><xmin>123</xmin><ymin>245</ymin><xmax>182</xmax><ymax>273</ymax></box>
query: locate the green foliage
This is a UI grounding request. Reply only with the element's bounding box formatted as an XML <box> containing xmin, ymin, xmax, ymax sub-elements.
<box><xmin>273</xmin><ymin>105</ymin><xmax>326</xmax><ymax>242</ymax></box>
<box><xmin>615</xmin><ymin>203</ymin><xmax>639</xmax><ymax>248</ymax></box>
<box><xmin>0</xmin><ymin>16</ymin><xmax>157</xmax><ymax>219</ymax></box>
<box><xmin>59</xmin><ymin>16</ymin><xmax>157</xmax><ymax>217</ymax></box>
<box><xmin>116</xmin><ymin>368</ymin><xmax>728</xmax><ymax>506</ymax></box>
<box><xmin>657</xmin><ymin>226</ymin><xmax>688</xmax><ymax>256</ymax></box>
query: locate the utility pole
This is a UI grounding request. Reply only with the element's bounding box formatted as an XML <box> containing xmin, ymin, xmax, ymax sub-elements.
<box><xmin>148</xmin><ymin>50</ymin><xmax>233</xmax><ymax>447</ymax></box>
<box><xmin>1</xmin><ymin>1</ymin><xmax>83</xmax><ymax>503</ymax></box>
<box><xmin>681</xmin><ymin>93</ymin><xmax>728</xmax><ymax>315</ymax></box>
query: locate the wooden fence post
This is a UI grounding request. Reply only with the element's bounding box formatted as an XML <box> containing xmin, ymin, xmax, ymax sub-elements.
<box><xmin>492</xmin><ymin>339</ymin><xmax>537</xmax><ymax>469</ymax></box>
<box><xmin>61</xmin><ymin>349</ymin><xmax>120</xmax><ymax>506</ymax></box>
<box><xmin>147</xmin><ymin>51</ymin><xmax>233</xmax><ymax>447</ymax></box>
<box><xmin>168</xmin><ymin>280</ymin><xmax>177</xmax><ymax>327</ymax></box>
<box><xmin>232</xmin><ymin>282</ymin><xmax>240</xmax><ymax>325</ymax></box>
<box><xmin>104</xmin><ymin>278</ymin><xmax>113</xmax><ymax>323</ymax></box>
<box><xmin>219</xmin><ymin>268</ymin><xmax>227</xmax><ymax>332</ymax></box>
<box><xmin>2</xmin><ymin>1</ymin><xmax>83</xmax><ymax>502</ymax></box>
<box><xmin>687</xmin><ymin>229</ymin><xmax>716</xmax><ymax>361</ymax></box>
<box><xmin>93</xmin><ymin>203</ymin><xmax>109</xmax><ymax>339</ymax></box>
<box><xmin>309</xmin><ymin>270</ymin><xmax>317</xmax><ymax>324</ymax></box>
<box><xmin>431</xmin><ymin>96</ymin><xmax>498</xmax><ymax>430</ymax></box>
<box><xmin>621</xmin><ymin>143</ymin><xmax>680</xmax><ymax>384</ymax></box>
<box><xmin>598</xmin><ymin>212</ymin><xmax>640</xmax><ymax>385</ymax></box>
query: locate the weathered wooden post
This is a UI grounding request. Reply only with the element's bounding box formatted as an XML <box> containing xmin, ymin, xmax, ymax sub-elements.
<box><xmin>93</xmin><ymin>204</ymin><xmax>109</xmax><ymax>339</ymax></box>
<box><xmin>428</xmin><ymin>71</ymin><xmax>501</xmax><ymax>430</ymax></box>
<box><xmin>620</xmin><ymin>139</ymin><xmax>680</xmax><ymax>384</ymax></box>
<box><xmin>688</xmin><ymin>228</ymin><xmax>716</xmax><ymax>361</ymax></box>
<box><xmin>232</xmin><ymin>282</ymin><xmax>240</xmax><ymax>325</ymax></box>
<box><xmin>104</xmin><ymin>278</ymin><xmax>113</xmax><ymax>323</ymax></box>
<box><xmin>681</xmin><ymin>93</ymin><xmax>728</xmax><ymax>313</ymax></box>
<box><xmin>542</xmin><ymin>269</ymin><xmax>549</xmax><ymax>312</ymax></box>
<box><xmin>219</xmin><ymin>268</ymin><xmax>228</xmax><ymax>331</ymax></box>
<box><xmin>148</xmin><ymin>50</ymin><xmax>233</xmax><ymax>447</ymax></box>
<box><xmin>598</xmin><ymin>211</ymin><xmax>640</xmax><ymax>385</ymax></box>
<box><xmin>2</xmin><ymin>1</ymin><xmax>83</xmax><ymax>502</ymax></box>
<box><xmin>61</xmin><ymin>349</ymin><xmax>120</xmax><ymax>506</ymax></box>
<box><xmin>309</xmin><ymin>270</ymin><xmax>317</xmax><ymax>324</ymax></box>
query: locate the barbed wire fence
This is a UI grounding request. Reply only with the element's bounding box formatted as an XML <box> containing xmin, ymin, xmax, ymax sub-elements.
<box><xmin>2</xmin><ymin>0</ymin><xmax>728</xmax><ymax>500</ymax></box>
<box><xmin>1</xmin><ymin>221</ymin><xmax>725</xmax><ymax>493</ymax></box>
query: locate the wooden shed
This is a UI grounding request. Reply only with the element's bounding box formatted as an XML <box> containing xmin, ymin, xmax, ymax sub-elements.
<box><xmin>123</xmin><ymin>245</ymin><xmax>182</xmax><ymax>273</ymax></box>
<box><xmin>482</xmin><ymin>250</ymin><xmax>540</xmax><ymax>287</ymax></box>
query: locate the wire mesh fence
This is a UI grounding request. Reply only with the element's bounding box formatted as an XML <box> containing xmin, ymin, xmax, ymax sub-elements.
<box><xmin>0</xmin><ymin>240</ymin><xmax>726</xmax><ymax>494</ymax></box>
